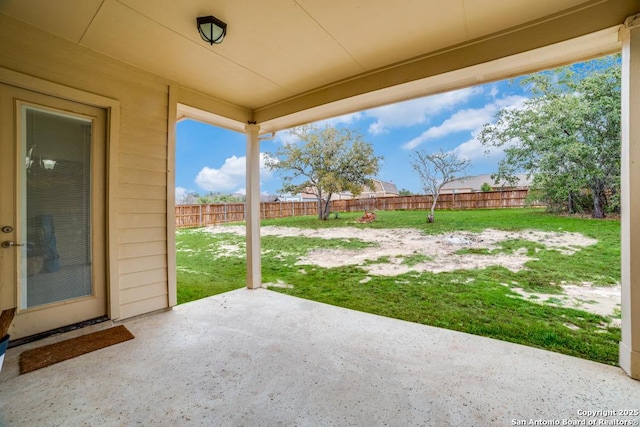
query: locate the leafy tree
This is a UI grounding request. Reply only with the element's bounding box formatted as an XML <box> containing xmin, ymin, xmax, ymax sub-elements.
<box><xmin>179</xmin><ymin>191</ymin><xmax>199</xmax><ymax>205</ymax></box>
<box><xmin>399</xmin><ymin>188</ymin><xmax>414</xmax><ymax>196</ymax></box>
<box><xmin>410</xmin><ymin>149</ymin><xmax>470</xmax><ymax>223</ymax></box>
<box><xmin>197</xmin><ymin>192</ymin><xmax>245</xmax><ymax>204</ymax></box>
<box><xmin>479</xmin><ymin>55</ymin><xmax>621</xmax><ymax>218</ymax></box>
<box><xmin>480</xmin><ymin>182</ymin><xmax>492</xmax><ymax>192</ymax></box>
<box><xmin>267</xmin><ymin>124</ymin><xmax>382</xmax><ymax>220</ymax></box>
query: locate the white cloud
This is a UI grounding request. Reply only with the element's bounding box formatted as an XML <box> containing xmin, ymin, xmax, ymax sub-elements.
<box><xmin>175</xmin><ymin>186</ymin><xmax>188</xmax><ymax>203</ymax></box>
<box><xmin>488</xmin><ymin>85</ymin><xmax>499</xmax><ymax>99</ymax></box>
<box><xmin>274</xmin><ymin>86</ymin><xmax>483</xmax><ymax>142</ymax></box>
<box><xmin>402</xmin><ymin>95</ymin><xmax>526</xmax><ymax>150</ymax></box>
<box><xmin>452</xmin><ymin>130</ymin><xmax>520</xmax><ymax>163</ymax></box>
<box><xmin>451</xmin><ymin>136</ymin><xmax>486</xmax><ymax>162</ymax></box>
<box><xmin>195</xmin><ymin>153</ymin><xmax>274</xmax><ymax>192</ymax></box>
<box><xmin>316</xmin><ymin>112</ymin><xmax>364</xmax><ymax>127</ymax></box>
<box><xmin>368</xmin><ymin>121</ymin><xmax>386</xmax><ymax>135</ymax></box>
<box><xmin>365</xmin><ymin>86</ymin><xmax>483</xmax><ymax>134</ymax></box>
<box><xmin>276</xmin><ymin>129</ymin><xmax>301</xmax><ymax>146</ymax></box>
<box><xmin>275</xmin><ymin>112</ymin><xmax>365</xmax><ymax>145</ymax></box>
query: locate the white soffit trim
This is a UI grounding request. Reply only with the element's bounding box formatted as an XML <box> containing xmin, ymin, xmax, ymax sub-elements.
<box><xmin>176</xmin><ymin>103</ymin><xmax>248</xmax><ymax>134</ymax></box>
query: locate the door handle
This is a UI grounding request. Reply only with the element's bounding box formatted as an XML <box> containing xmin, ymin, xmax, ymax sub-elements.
<box><xmin>1</xmin><ymin>241</ymin><xmax>24</xmax><ymax>248</ymax></box>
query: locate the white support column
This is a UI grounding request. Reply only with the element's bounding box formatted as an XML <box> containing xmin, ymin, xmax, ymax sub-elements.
<box><xmin>245</xmin><ymin>123</ymin><xmax>262</xmax><ymax>289</ymax></box>
<box><xmin>620</xmin><ymin>14</ymin><xmax>640</xmax><ymax>380</ymax></box>
<box><xmin>166</xmin><ymin>84</ymin><xmax>178</xmax><ymax>307</ymax></box>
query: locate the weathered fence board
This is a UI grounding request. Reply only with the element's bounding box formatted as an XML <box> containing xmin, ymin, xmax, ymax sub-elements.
<box><xmin>175</xmin><ymin>189</ymin><xmax>541</xmax><ymax>228</ymax></box>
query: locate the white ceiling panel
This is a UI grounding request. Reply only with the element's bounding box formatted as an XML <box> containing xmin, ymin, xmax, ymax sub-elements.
<box><xmin>0</xmin><ymin>0</ymin><xmax>103</xmax><ymax>43</ymax></box>
<box><xmin>120</xmin><ymin>0</ymin><xmax>365</xmax><ymax>93</ymax></box>
<box><xmin>462</xmin><ymin>0</ymin><xmax>591</xmax><ymax>39</ymax></box>
<box><xmin>295</xmin><ymin>0</ymin><xmax>469</xmax><ymax>70</ymax></box>
<box><xmin>80</xmin><ymin>0</ymin><xmax>289</xmax><ymax>108</ymax></box>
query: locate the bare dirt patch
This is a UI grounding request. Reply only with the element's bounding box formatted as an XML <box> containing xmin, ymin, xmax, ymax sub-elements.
<box><xmin>507</xmin><ymin>282</ymin><xmax>622</xmax><ymax>327</ymax></box>
<box><xmin>204</xmin><ymin>225</ymin><xmax>619</xmax><ymax>320</ymax></box>
<box><xmin>207</xmin><ymin>226</ymin><xmax>596</xmax><ymax>275</ymax></box>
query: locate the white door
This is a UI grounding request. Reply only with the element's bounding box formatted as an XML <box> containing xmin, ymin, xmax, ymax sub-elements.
<box><xmin>0</xmin><ymin>84</ymin><xmax>107</xmax><ymax>339</ymax></box>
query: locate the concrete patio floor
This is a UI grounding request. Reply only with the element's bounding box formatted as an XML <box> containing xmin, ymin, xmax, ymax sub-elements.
<box><xmin>0</xmin><ymin>288</ymin><xmax>638</xmax><ymax>426</ymax></box>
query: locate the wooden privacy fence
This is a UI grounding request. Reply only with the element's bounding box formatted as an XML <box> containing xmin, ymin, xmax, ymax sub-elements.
<box><xmin>175</xmin><ymin>203</ymin><xmax>246</xmax><ymax>228</ymax></box>
<box><xmin>175</xmin><ymin>200</ymin><xmax>317</xmax><ymax>228</ymax></box>
<box><xmin>175</xmin><ymin>189</ymin><xmax>541</xmax><ymax>228</ymax></box>
<box><xmin>332</xmin><ymin>189</ymin><xmax>539</xmax><ymax>212</ymax></box>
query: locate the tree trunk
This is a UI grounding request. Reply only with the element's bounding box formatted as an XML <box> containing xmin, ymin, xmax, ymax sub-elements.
<box><xmin>321</xmin><ymin>198</ymin><xmax>331</xmax><ymax>220</ymax></box>
<box><xmin>592</xmin><ymin>181</ymin><xmax>606</xmax><ymax>219</ymax></box>
<box><xmin>610</xmin><ymin>187</ymin><xmax>620</xmax><ymax>214</ymax></box>
<box><xmin>567</xmin><ymin>191</ymin><xmax>575</xmax><ymax>214</ymax></box>
<box><xmin>316</xmin><ymin>193</ymin><xmax>324</xmax><ymax>220</ymax></box>
<box><xmin>317</xmin><ymin>193</ymin><xmax>331</xmax><ymax>220</ymax></box>
<box><xmin>428</xmin><ymin>194</ymin><xmax>438</xmax><ymax>223</ymax></box>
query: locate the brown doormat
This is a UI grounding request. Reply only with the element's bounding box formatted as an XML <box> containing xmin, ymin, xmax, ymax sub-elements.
<box><xmin>19</xmin><ymin>325</ymin><xmax>134</xmax><ymax>374</ymax></box>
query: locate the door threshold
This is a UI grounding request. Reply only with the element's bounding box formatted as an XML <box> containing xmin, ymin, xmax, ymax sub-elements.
<box><xmin>8</xmin><ymin>315</ymin><xmax>110</xmax><ymax>349</ymax></box>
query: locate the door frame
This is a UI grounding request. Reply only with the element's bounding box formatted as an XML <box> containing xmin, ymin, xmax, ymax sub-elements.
<box><xmin>0</xmin><ymin>67</ymin><xmax>121</xmax><ymax>321</ymax></box>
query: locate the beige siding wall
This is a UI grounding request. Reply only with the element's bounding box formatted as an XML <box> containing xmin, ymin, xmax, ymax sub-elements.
<box><xmin>0</xmin><ymin>15</ymin><xmax>171</xmax><ymax>320</ymax></box>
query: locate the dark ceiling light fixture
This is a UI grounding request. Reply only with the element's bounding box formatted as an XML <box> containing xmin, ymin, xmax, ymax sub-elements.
<box><xmin>197</xmin><ymin>15</ymin><xmax>227</xmax><ymax>45</ymax></box>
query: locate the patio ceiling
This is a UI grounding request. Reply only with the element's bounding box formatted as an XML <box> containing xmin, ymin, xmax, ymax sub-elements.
<box><xmin>1</xmin><ymin>0</ymin><xmax>637</xmax><ymax>131</ymax></box>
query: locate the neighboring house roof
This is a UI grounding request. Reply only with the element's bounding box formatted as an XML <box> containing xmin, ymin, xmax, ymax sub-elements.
<box><xmin>361</xmin><ymin>179</ymin><xmax>399</xmax><ymax>197</ymax></box>
<box><xmin>441</xmin><ymin>174</ymin><xmax>532</xmax><ymax>192</ymax></box>
<box><xmin>279</xmin><ymin>190</ymin><xmax>349</xmax><ymax>201</ymax></box>
<box><xmin>377</xmin><ymin>179</ymin><xmax>399</xmax><ymax>195</ymax></box>
<box><xmin>261</xmin><ymin>195</ymin><xmax>279</xmax><ymax>202</ymax></box>
<box><xmin>283</xmin><ymin>179</ymin><xmax>398</xmax><ymax>201</ymax></box>
<box><xmin>301</xmin><ymin>191</ymin><xmax>321</xmax><ymax>200</ymax></box>
<box><xmin>277</xmin><ymin>193</ymin><xmax>315</xmax><ymax>202</ymax></box>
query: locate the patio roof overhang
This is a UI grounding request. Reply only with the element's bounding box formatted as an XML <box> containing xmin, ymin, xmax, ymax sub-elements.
<box><xmin>2</xmin><ymin>0</ymin><xmax>637</xmax><ymax>132</ymax></box>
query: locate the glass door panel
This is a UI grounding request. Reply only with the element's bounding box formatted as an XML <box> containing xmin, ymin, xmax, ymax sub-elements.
<box><xmin>19</xmin><ymin>106</ymin><xmax>94</xmax><ymax>309</ymax></box>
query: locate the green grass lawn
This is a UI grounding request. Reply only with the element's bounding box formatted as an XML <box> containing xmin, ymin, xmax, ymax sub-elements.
<box><xmin>176</xmin><ymin>208</ymin><xmax>621</xmax><ymax>365</ymax></box>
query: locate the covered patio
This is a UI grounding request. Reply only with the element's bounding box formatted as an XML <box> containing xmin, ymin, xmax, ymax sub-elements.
<box><xmin>1</xmin><ymin>2</ymin><xmax>640</xmax><ymax>423</ymax></box>
<box><xmin>1</xmin><ymin>288</ymin><xmax>639</xmax><ymax>425</ymax></box>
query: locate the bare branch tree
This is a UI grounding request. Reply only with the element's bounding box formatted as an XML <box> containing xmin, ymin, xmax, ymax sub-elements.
<box><xmin>410</xmin><ymin>149</ymin><xmax>470</xmax><ymax>222</ymax></box>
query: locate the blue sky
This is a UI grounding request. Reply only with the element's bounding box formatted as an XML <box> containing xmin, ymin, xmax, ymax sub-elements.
<box><xmin>175</xmin><ymin>78</ymin><xmax>529</xmax><ymax>202</ymax></box>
